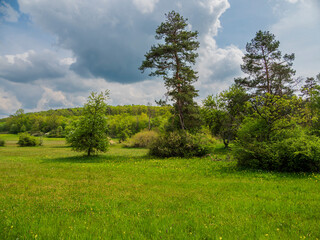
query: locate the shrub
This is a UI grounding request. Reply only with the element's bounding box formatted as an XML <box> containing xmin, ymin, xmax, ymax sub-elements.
<box><xmin>272</xmin><ymin>134</ymin><xmax>320</xmax><ymax>172</ymax></box>
<box><xmin>123</xmin><ymin>130</ymin><xmax>159</xmax><ymax>148</ymax></box>
<box><xmin>18</xmin><ymin>133</ymin><xmax>42</xmax><ymax>147</ymax></box>
<box><xmin>234</xmin><ymin>119</ymin><xmax>320</xmax><ymax>172</ymax></box>
<box><xmin>0</xmin><ymin>139</ymin><xmax>5</xmax><ymax>147</ymax></box>
<box><xmin>149</xmin><ymin>130</ymin><xmax>215</xmax><ymax>158</ymax></box>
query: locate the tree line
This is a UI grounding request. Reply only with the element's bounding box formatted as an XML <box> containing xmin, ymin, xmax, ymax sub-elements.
<box><xmin>0</xmin><ymin>105</ymin><xmax>171</xmax><ymax>140</ymax></box>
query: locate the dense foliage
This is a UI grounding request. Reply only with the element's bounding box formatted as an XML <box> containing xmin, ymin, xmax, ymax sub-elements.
<box><xmin>233</xmin><ymin>88</ymin><xmax>320</xmax><ymax>172</ymax></box>
<box><xmin>235</xmin><ymin>120</ymin><xmax>320</xmax><ymax>172</ymax></box>
<box><xmin>0</xmin><ymin>139</ymin><xmax>4</xmax><ymax>146</ymax></box>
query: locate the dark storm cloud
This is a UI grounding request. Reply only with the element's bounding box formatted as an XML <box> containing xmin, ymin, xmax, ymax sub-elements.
<box><xmin>18</xmin><ymin>0</ymin><xmax>231</xmax><ymax>83</ymax></box>
<box><xmin>0</xmin><ymin>50</ymin><xmax>68</xmax><ymax>83</ymax></box>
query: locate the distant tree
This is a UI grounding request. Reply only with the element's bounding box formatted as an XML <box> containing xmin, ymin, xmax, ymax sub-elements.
<box><xmin>301</xmin><ymin>73</ymin><xmax>320</xmax><ymax>130</ymax></box>
<box><xmin>235</xmin><ymin>30</ymin><xmax>296</xmax><ymax>97</ymax></box>
<box><xmin>147</xmin><ymin>102</ymin><xmax>155</xmax><ymax>131</ymax></box>
<box><xmin>66</xmin><ymin>91</ymin><xmax>110</xmax><ymax>156</ymax></box>
<box><xmin>155</xmin><ymin>99</ymin><xmax>168</xmax><ymax>107</ymax></box>
<box><xmin>301</xmin><ymin>74</ymin><xmax>320</xmax><ymax>102</ymax></box>
<box><xmin>140</xmin><ymin>11</ymin><xmax>201</xmax><ymax>132</ymax></box>
<box><xmin>7</xmin><ymin>109</ymin><xmax>30</xmax><ymax>133</ymax></box>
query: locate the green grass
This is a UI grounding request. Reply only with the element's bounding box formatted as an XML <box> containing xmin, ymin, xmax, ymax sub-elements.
<box><xmin>0</xmin><ymin>134</ymin><xmax>319</xmax><ymax>239</ymax></box>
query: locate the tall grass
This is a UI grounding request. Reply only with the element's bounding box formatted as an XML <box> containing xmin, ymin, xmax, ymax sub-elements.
<box><xmin>0</xmin><ymin>134</ymin><xmax>319</xmax><ymax>239</ymax></box>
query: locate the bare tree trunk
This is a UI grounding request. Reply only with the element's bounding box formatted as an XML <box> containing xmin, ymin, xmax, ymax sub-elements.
<box><xmin>175</xmin><ymin>51</ymin><xmax>185</xmax><ymax>131</ymax></box>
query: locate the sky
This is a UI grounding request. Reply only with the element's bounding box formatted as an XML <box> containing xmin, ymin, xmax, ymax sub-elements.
<box><xmin>0</xmin><ymin>0</ymin><xmax>319</xmax><ymax>118</ymax></box>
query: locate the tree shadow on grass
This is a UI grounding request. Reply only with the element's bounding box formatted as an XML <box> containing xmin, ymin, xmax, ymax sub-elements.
<box><xmin>42</xmin><ymin>154</ymin><xmax>151</xmax><ymax>164</ymax></box>
<box><xmin>49</xmin><ymin>145</ymin><xmax>71</xmax><ymax>149</ymax></box>
<box><xmin>215</xmin><ymin>162</ymin><xmax>315</xmax><ymax>179</ymax></box>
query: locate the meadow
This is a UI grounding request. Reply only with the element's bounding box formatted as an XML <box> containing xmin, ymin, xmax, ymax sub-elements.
<box><xmin>0</xmin><ymin>134</ymin><xmax>319</xmax><ymax>239</ymax></box>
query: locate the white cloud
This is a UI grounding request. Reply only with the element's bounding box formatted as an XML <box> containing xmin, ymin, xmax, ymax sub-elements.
<box><xmin>195</xmin><ymin>0</ymin><xmax>243</xmax><ymax>97</ymax></box>
<box><xmin>34</xmin><ymin>87</ymin><xmax>71</xmax><ymax>112</ymax></box>
<box><xmin>199</xmin><ymin>0</ymin><xmax>230</xmax><ymax>36</ymax></box>
<box><xmin>60</xmin><ymin>57</ymin><xmax>76</xmax><ymax>66</ymax></box>
<box><xmin>0</xmin><ymin>88</ymin><xmax>22</xmax><ymax>117</ymax></box>
<box><xmin>133</xmin><ymin>0</ymin><xmax>159</xmax><ymax>14</ymax></box>
<box><xmin>285</xmin><ymin>0</ymin><xmax>300</xmax><ymax>3</ymax></box>
<box><xmin>0</xmin><ymin>2</ymin><xmax>19</xmax><ymax>22</ymax></box>
<box><xmin>52</xmin><ymin>76</ymin><xmax>167</xmax><ymax>106</ymax></box>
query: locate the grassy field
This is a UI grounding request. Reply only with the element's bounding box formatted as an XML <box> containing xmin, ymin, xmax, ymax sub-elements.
<box><xmin>0</xmin><ymin>134</ymin><xmax>319</xmax><ymax>239</ymax></box>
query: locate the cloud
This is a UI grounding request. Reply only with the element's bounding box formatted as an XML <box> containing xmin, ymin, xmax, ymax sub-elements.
<box><xmin>47</xmin><ymin>75</ymin><xmax>167</xmax><ymax>107</ymax></box>
<box><xmin>34</xmin><ymin>87</ymin><xmax>72</xmax><ymax>112</ymax></box>
<box><xmin>133</xmin><ymin>0</ymin><xmax>159</xmax><ymax>14</ymax></box>
<box><xmin>18</xmin><ymin>0</ymin><xmax>238</xmax><ymax>86</ymax></box>
<box><xmin>0</xmin><ymin>2</ymin><xmax>19</xmax><ymax>22</ymax></box>
<box><xmin>195</xmin><ymin>1</ymin><xmax>244</xmax><ymax>97</ymax></box>
<box><xmin>284</xmin><ymin>0</ymin><xmax>300</xmax><ymax>3</ymax></box>
<box><xmin>0</xmin><ymin>88</ymin><xmax>22</xmax><ymax>117</ymax></box>
<box><xmin>0</xmin><ymin>0</ymin><xmax>248</xmax><ymax>117</ymax></box>
<box><xmin>19</xmin><ymin>0</ymin><xmax>158</xmax><ymax>83</ymax></box>
<box><xmin>197</xmin><ymin>35</ymin><xmax>244</xmax><ymax>97</ymax></box>
<box><xmin>0</xmin><ymin>50</ymin><xmax>69</xmax><ymax>83</ymax></box>
<box><xmin>270</xmin><ymin>0</ymin><xmax>320</xmax><ymax>77</ymax></box>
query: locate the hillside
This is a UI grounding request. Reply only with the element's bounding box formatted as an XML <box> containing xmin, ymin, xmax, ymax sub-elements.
<box><xmin>0</xmin><ymin>105</ymin><xmax>172</xmax><ymax>139</ymax></box>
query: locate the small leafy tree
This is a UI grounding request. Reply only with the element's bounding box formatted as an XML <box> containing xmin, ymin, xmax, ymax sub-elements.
<box><xmin>140</xmin><ymin>11</ymin><xmax>201</xmax><ymax>132</ymax></box>
<box><xmin>66</xmin><ymin>91</ymin><xmax>109</xmax><ymax>156</ymax></box>
<box><xmin>202</xmin><ymin>85</ymin><xmax>248</xmax><ymax>148</ymax></box>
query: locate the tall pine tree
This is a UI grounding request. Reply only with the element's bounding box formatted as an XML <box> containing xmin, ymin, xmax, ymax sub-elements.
<box><xmin>235</xmin><ymin>31</ymin><xmax>296</xmax><ymax>97</ymax></box>
<box><xmin>139</xmin><ymin>11</ymin><xmax>201</xmax><ymax>132</ymax></box>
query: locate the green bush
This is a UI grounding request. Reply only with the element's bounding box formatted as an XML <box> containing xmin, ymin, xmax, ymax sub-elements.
<box><xmin>18</xmin><ymin>133</ymin><xmax>42</xmax><ymax>147</ymax></box>
<box><xmin>273</xmin><ymin>134</ymin><xmax>320</xmax><ymax>172</ymax></box>
<box><xmin>149</xmin><ymin>130</ymin><xmax>215</xmax><ymax>158</ymax></box>
<box><xmin>234</xmin><ymin>119</ymin><xmax>320</xmax><ymax>172</ymax></box>
<box><xmin>0</xmin><ymin>139</ymin><xmax>5</xmax><ymax>147</ymax></box>
<box><xmin>123</xmin><ymin>130</ymin><xmax>159</xmax><ymax>148</ymax></box>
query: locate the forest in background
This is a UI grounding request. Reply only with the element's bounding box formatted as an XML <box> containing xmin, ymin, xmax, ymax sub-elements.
<box><xmin>0</xmin><ymin>105</ymin><xmax>172</xmax><ymax>141</ymax></box>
